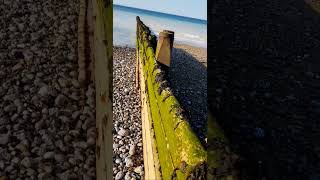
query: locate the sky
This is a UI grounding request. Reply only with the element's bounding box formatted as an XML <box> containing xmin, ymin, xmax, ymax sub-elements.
<box><xmin>114</xmin><ymin>0</ymin><xmax>207</xmax><ymax>20</ymax></box>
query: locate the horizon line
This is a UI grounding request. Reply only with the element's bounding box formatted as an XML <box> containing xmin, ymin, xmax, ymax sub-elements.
<box><xmin>113</xmin><ymin>4</ymin><xmax>207</xmax><ymax>22</ymax></box>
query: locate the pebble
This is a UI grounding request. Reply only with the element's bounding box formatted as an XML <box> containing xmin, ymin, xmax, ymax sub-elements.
<box><xmin>124</xmin><ymin>172</ymin><xmax>131</xmax><ymax>180</ymax></box>
<box><xmin>129</xmin><ymin>144</ymin><xmax>135</xmax><ymax>156</ymax></box>
<box><xmin>55</xmin><ymin>94</ymin><xmax>67</xmax><ymax>107</ymax></box>
<box><xmin>26</xmin><ymin>168</ymin><xmax>36</xmax><ymax>176</ymax></box>
<box><xmin>125</xmin><ymin>157</ymin><xmax>133</xmax><ymax>167</ymax></box>
<box><xmin>134</xmin><ymin>166</ymin><xmax>143</xmax><ymax>175</ymax></box>
<box><xmin>54</xmin><ymin>154</ymin><xmax>65</xmax><ymax>162</ymax></box>
<box><xmin>113</xmin><ymin>47</ymin><xmax>144</xmax><ymax>178</ymax></box>
<box><xmin>115</xmin><ymin>172</ymin><xmax>124</xmax><ymax>180</ymax></box>
<box><xmin>38</xmin><ymin>85</ymin><xmax>49</xmax><ymax>97</ymax></box>
<box><xmin>118</xmin><ymin>128</ymin><xmax>127</xmax><ymax>136</ymax></box>
<box><xmin>0</xmin><ymin>134</ymin><xmax>9</xmax><ymax>145</ymax></box>
<box><xmin>115</xmin><ymin>159</ymin><xmax>121</xmax><ymax>164</ymax></box>
<box><xmin>12</xmin><ymin>63</ymin><xmax>23</xmax><ymax>71</ymax></box>
<box><xmin>0</xmin><ymin>161</ymin><xmax>4</xmax><ymax>170</ymax></box>
<box><xmin>43</xmin><ymin>151</ymin><xmax>55</xmax><ymax>160</ymax></box>
<box><xmin>21</xmin><ymin>157</ymin><xmax>32</xmax><ymax>168</ymax></box>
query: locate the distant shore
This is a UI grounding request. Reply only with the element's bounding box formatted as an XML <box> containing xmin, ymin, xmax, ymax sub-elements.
<box><xmin>173</xmin><ymin>43</ymin><xmax>207</xmax><ymax>67</ymax></box>
<box><xmin>114</xmin><ymin>42</ymin><xmax>207</xmax><ymax>66</ymax></box>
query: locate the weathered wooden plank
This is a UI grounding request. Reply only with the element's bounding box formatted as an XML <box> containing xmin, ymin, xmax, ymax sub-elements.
<box><xmin>136</xmin><ymin>17</ymin><xmax>207</xmax><ymax>179</ymax></box>
<box><xmin>138</xmin><ymin>48</ymin><xmax>162</xmax><ymax>180</ymax></box>
<box><xmin>92</xmin><ymin>0</ymin><xmax>113</xmax><ymax>179</ymax></box>
<box><xmin>78</xmin><ymin>0</ymin><xmax>87</xmax><ymax>86</ymax></box>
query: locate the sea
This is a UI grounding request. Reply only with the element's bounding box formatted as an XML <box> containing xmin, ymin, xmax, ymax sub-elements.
<box><xmin>113</xmin><ymin>4</ymin><xmax>207</xmax><ymax>48</ymax></box>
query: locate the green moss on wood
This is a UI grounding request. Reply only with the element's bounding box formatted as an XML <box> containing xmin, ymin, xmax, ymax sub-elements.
<box><xmin>137</xmin><ymin>17</ymin><xmax>208</xmax><ymax>180</ymax></box>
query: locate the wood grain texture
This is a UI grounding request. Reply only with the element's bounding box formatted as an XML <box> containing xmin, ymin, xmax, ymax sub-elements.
<box><xmin>138</xmin><ymin>47</ymin><xmax>162</xmax><ymax>180</ymax></box>
<box><xmin>92</xmin><ymin>0</ymin><xmax>113</xmax><ymax>179</ymax></box>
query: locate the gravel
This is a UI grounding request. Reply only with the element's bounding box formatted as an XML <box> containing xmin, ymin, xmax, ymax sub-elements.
<box><xmin>113</xmin><ymin>46</ymin><xmax>144</xmax><ymax>179</ymax></box>
<box><xmin>209</xmin><ymin>0</ymin><xmax>320</xmax><ymax>179</ymax></box>
<box><xmin>168</xmin><ymin>44</ymin><xmax>207</xmax><ymax>144</ymax></box>
<box><xmin>0</xmin><ymin>0</ymin><xmax>96</xmax><ymax>179</ymax></box>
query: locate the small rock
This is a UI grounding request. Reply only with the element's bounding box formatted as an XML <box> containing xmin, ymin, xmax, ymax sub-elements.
<box><xmin>58</xmin><ymin>78</ymin><xmax>68</xmax><ymax>88</ymax></box>
<box><xmin>38</xmin><ymin>85</ymin><xmax>49</xmax><ymax>97</ymax></box>
<box><xmin>125</xmin><ymin>157</ymin><xmax>133</xmax><ymax>167</ymax></box>
<box><xmin>87</xmin><ymin>137</ymin><xmax>95</xmax><ymax>146</ymax></box>
<box><xmin>21</xmin><ymin>157</ymin><xmax>32</xmax><ymax>168</ymax></box>
<box><xmin>129</xmin><ymin>144</ymin><xmax>135</xmax><ymax>156</ymax></box>
<box><xmin>11</xmin><ymin>157</ymin><xmax>20</xmax><ymax>164</ymax></box>
<box><xmin>115</xmin><ymin>159</ymin><xmax>121</xmax><ymax>164</ymax></box>
<box><xmin>43</xmin><ymin>151</ymin><xmax>55</xmax><ymax>159</ymax></box>
<box><xmin>26</xmin><ymin>168</ymin><xmax>36</xmax><ymax>176</ymax></box>
<box><xmin>12</xmin><ymin>63</ymin><xmax>23</xmax><ymax>71</ymax></box>
<box><xmin>124</xmin><ymin>88</ymin><xmax>129</xmax><ymax>94</ymax></box>
<box><xmin>0</xmin><ymin>161</ymin><xmax>4</xmax><ymax>170</ymax></box>
<box><xmin>59</xmin><ymin>116</ymin><xmax>70</xmax><ymax>123</ymax></box>
<box><xmin>118</xmin><ymin>128</ymin><xmax>127</xmax><ymax>136</ymax></box>
<box><xmin>4</xmin><ymin>104</ymin><xmax>16</xmax><ymax>112</ymax></box>
<box><xmin>115</xmin><ymin>172</ymin><xmax>124</xmax><ymax>180</ymax></box>
<box><xmin>35</xmin><ymin>120</ymin><xmax>45</xmax><ymax>130</ymax></box>
<box><xmin>0</xmin><ymin>134</ymin><xmax>9</xmax><ymax>145</ymax></box>
<box><xmin>71</xmin><ymin>79</ymin><xmax>80</xmax><ymax>88</ymax></box>
<box><xmin>124</xmin><ymin>172</ymin><xmax>131</xmax><ymax>180</ymax></box>
<box><xmin>134</xmin><ymin>166</ymin><xmax>143</xmax><ymax>175</ymax></box>
<box><xmin>55</xmin><ymin>94</ymin><xmax>67</xmax><ymax>107</ymax></box>
<box><xmin>54</xmin><ymin>154</ymin><xmax>65</xmax><ymax>162</ymax></box>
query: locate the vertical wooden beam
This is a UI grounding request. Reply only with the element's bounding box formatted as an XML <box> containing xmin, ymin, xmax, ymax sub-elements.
<box><xmin>92</xmin><ymin>0</ymin><xmax>113</xmax><ymax>179</ymax></box>
<box><xmin>87</xmin><ymin>0</ymin><xmax>95</xmax><ymax>82</ymax></box>
<box><xmin>78</xmin><ymin>0</ymin><xmax>87</xmax><ymax>86</ymax></box>
<box><xmin>155</xmin><ymin>30</ymin><xmax>174</xmax><ymax>67</ymax></box>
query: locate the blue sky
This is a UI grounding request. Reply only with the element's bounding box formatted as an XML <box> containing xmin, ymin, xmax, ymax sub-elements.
<box><xmin>114</xmin><ymin>0</ymin><xmax>207</xmax><ymax>20</ymax></box>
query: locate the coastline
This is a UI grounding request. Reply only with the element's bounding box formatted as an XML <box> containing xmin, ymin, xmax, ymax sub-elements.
<box><xmin>114</xmin><ymin>42</ymin><xmax>207</xmax><ymax>65</ymax></box>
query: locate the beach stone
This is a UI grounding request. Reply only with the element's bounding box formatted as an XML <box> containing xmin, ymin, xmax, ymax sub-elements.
<box><xmin>118</xmin><ymin>128</ymin><xmax>127</xmax><ymax>136</ymax></box>
<box><xmin>115</xmin><ymin>159</ymin><xmax>121</xmax><ymax>164</ymax></box>
<box><xmin>43</xmin><ymin>151</ymin><xmax>55</xmax><ymax>159</ymax></box>
<box><xmin>125</xmin><ymin>157</ymin><xmax>133</xmax><ymax>167</ymax></box>
<box><xmin>115</xmin><ymin>172</ymin><xmax>124</xmax><ymax>180</ymax></box>
<box><xmin>72</xmin><ymin>111</ymin><xmax>81</xmax><ymax>120</ymax></box>
<box><xmin>0</xmin><ymin>161</ymin><xmax>4</xmax><ymax>170</ymax></box>
<box><xmin>38</xmin><ymin>85</ymin><xmax>49</xmax><ymax>97</ymax></box>
<box><xmin>35</xmin><ymin>120</ymin><xmax>45</xmax><ymax>130</ymax></box>
<box><xmin>26</xmin><ymin>168</ymin><xmax>36</xmax><ymax>176</ymax></box>
<box><xmin>55</xmin><ymin>94</ymin><xmax>67</xmax><ymax>107</ymax></box>
<box><xmin>21</xmin><ymin>157</ymin><xmax>32</xmax><ymax>168</ymax></box>
<box><xmin>134</xmin><ymin>166</ymin><xmax>143</xmax><ymax>175</ymax></box>
<box><xmin>129</xmin><ymin>144</ymin><xmax>135</xmax><ymax>156</ymax></box>
<box><xmin>124</xmin><ymin>172</ymin><xmax>131</xmax><ymax>180</ymax></box>
<box><xmin>0</xmin><ymin>134</ymin><xmax>9</xmax><ymax>145</ymax></box>
<box><xmin>12</xmin><ymin>63</ymin><xmax>23</xmax><ymax>71</ymax></box>
<box><xmin>54</xmin><ymin>154</ymin><xmax>65</xmax><ymax>162</ymax></box>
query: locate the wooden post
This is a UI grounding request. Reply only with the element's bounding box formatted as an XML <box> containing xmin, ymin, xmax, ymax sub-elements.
<box><xmin>163</xmin><ymin>30</ymin><xmax>174</xmax><ymax>49</ymax></box>
<box><xmin>135</xmin><ymin>17</ymin><xmax>140</xmax><ymax>90</ymax></box>
<box><xmin>93</xmin><ymin>0</ymin><xmax>113</xmax><ymax>179</ymax></box>
<box><xmin>78</xmin><ymin>0</ymin><xmax>87</xmax><ymax>86</ymax></box>
<box><xmin>155</xmin><ymin>30</ymin><xmax>174</xmax><ymax>67</ymax></box>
